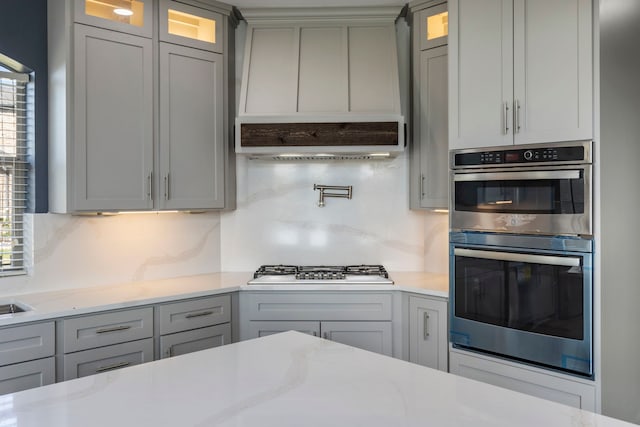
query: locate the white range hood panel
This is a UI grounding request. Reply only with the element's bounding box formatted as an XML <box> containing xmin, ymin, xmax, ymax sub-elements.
<box><xmin>236</xmin><ymin>7</ymin><xmax>405</xmax><ymax>157</ymax></box>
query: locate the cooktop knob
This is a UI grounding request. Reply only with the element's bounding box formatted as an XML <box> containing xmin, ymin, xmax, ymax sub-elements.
<box><xmin>524</xmin><ymin>150</ymin><xmax>534</xmax><ymax>161</ymax></box>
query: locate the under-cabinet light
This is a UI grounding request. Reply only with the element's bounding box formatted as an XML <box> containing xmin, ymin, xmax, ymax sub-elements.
<box><xmin>114</xmin><ymin>8</ymin><xmax>134</xmax><ymax>16</ymax></box>
<box><xmin>117</xmin><ymin>210</ymin><xmax>180</xmax><ymax>214</ymax></box>
<box><xmin>278</xmin><ymin>154</ymin><xmax>303</xmax><ymax>158</ymax></box>
<box><xmin>369</xmin><ymin>152</ymin><xmax>391</xmax><ymax>157</ymax></box>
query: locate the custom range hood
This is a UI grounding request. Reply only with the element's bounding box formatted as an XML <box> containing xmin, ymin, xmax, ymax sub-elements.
<box><xmin>235</xmin><ymin>7</ymin><xmax>405</xmax><ymax>160</ymax></box>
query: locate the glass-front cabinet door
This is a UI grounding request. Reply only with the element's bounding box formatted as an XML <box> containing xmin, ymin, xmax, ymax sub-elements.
<box><xmin>159</xmin><ymin>0</ymin><xmax>224</xmax><ymax>53</ymax></box>
<box><xmin>420</xmin><ymin>2</ymin><xmax>448</xmax><ymax>50</ymax></box>
<box><xmin>74</xmin><ymin>0</ymin><xmax>153</xmax><ymax>38</ymax></box>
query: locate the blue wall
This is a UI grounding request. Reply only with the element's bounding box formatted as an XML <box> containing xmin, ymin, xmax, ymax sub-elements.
<box><xmin>0</xmin><ymin>0</ymin><xmax>48</xmax><ymax>213</ymax></box>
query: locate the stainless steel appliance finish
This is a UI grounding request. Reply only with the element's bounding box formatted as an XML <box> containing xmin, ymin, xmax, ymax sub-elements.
<box><xmin>449</xmin><ymin>232</ymin><xmax>593</xmax><ymax>377</ymax></box>
<box><xmin>248</xmin><ymin>265</ymin><xmax>393</xmax><ymax>285</ymax></box>
<box><xmin>450</xmin><ymin>141</ymin><xmax>592</xmax><ymax>237</ymax></box>
<box><xmin>0</xmin><ymin>304</ymin><xmax>26</xmax><ymax>315</ymax></box>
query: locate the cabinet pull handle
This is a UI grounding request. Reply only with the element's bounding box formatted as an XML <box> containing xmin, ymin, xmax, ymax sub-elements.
<box><xmin>323</xmin><ymin>332</ymin><xmax>328</xmax><ymax>340</ymax></box>
<box><xmin>147</xmin><ymin>172</ymin><xmax>153</xmax><ymax>201</ymax></box>
<box><xmin>96</xmin><ymin>325</ymin><xmax>132</xmax><ymax>334</ymax></box>
<box><xmin>312</xmin><ymin>331</ymin><xmax>317</xmax><ymax>337</ymax></box>
<box><xmin>164</xmin><ymin>174</ymin><xmax>170</xmax><ymax>200</ymax></box>
<box><xmin>514</xmin><ymin>99</ymin><xmax>521</xmax><ymax>133</ymax></box>
<box><xmin>185</xmin><ymin>310</ymin><xmax>214</xmax><ymax>319</ymax></box>
<box><xmin>95</xmin><ymin>361</ymin><xmax>130</xmax><ymax>373</ymax></box>
<box><xmin>420</xmin><ymin>174</ymin><xmax>425</xmax><ymax>199</ymax></box>
<box><xmin>503</xmin><ymin>102</ymin><xmax>510</xmax><ymax>134</ymax></box>
<box><xmin>423</xmin><ymin>312</ymin><xmax>430</xmax><ymax>339</ymax></box>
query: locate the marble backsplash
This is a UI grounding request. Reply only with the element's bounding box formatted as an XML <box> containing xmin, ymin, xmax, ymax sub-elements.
<box><xmin>0</xmin><ymin>212</ymin><xmax>222</xmax><ymax>297</ymax></box>
<box><xmin>220</xmin><ymin>153</ymin><xmax>449</xmax><ymax>272</ymax></box>
<box><xmin>0</xmin><ymin>153</ymin><xmax>449</xmax><ymax>297</ymax></box>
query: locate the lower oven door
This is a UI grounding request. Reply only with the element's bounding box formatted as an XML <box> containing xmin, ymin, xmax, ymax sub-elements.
<box><xmin>450</xmin><ymin>236</ymin><xmax>593</xmax><ymax>377</ymax></box>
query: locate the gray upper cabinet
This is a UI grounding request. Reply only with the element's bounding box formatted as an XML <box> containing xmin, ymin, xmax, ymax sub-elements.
<box><xmin>159</xmin><ymin>44</ymin><xmax>225</xmax><ymax>210</ymax></box>
<box><xmin>448</xmin><ymin>0</ymin><xmax>593</xmax><ymax>149</ymax></box>
<box><xmin>72</xmin><ymin>25</ymin><xmax>154</xmax><ymax>211</ymax></box>
<box><xmin>48</xmin><ymin>0</ymin><xmax>235</xmax><ymax>213</ymax></box>
<box><xmin>410</xmin><ymin>2</ymin><xmax>449</xmax><ymax>210</ymax></box>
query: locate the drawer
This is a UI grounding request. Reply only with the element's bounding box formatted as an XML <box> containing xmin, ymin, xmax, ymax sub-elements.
<box><xmin>0</xmin><ymin>322</ymin><xmax>55</xmax><ymax>366</ymax></box>
<box><xmin>0</xmin><ymin>357</ymin><xmax>55</xmax><ymax>395</ymax></box>
<box><xmin>159</xmin><ymin>323</ymin><xmax>231</xmax><ymax>359</ymax></box>
<box><xmin>158</xmin><ymin>295</ymin><xmax>230</xmax><ymax>335</ymax></box>
<box><xmin>63</xmin><ymin>307</ymin><xmax>153</xmax><ymax>353</ymax></box>
<box><xmin>63</xmin><ymin>338</ymin><xmax>154</xmax><ymax>380</ymax></box>
<box><xmin>244</xmin><ymin>292</ymin><xmax>393</xmax><ymax>321</ymax></box>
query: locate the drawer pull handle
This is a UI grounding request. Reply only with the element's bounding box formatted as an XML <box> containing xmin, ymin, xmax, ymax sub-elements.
<box><xmin>96</xmin><ymin>325</ymin><xmax>132</xmax><ymax>334</ymax></box>
<box><xmin>96</xmin><ymin>361</ymin><xmax>130</xmax><ymax>373</ymax></box>
<box><xmin>185</xmin><ymin>310</ymin><xmax>214</xmax><ymax>319</ymax></box>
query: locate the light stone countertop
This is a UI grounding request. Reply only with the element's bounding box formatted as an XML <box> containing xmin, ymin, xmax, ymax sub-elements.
<box><xmin>0</xmin><ymin>271</ymin><xmax>448</xmax><ymax>327</ymax></box>
<box><xmin>3</xmin><ymin>331</ymin><xmax>635</xmax><ymax>427</ymax></box>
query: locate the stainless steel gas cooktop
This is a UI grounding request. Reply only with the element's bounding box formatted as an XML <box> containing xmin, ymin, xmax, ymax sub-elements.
<box><xmin>247</xmin><ymin>265</ymin><xmax>394</xmax><ymax>285</ymax></box>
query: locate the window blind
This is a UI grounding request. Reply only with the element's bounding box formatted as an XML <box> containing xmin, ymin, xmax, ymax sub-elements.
<box><xmin>0</xmin><ymin>70</ymin><xmax>29</xmax><ymax>275</ymax></box>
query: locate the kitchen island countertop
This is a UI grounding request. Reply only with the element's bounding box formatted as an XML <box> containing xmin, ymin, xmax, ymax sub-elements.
<box><xmin>0</xmin><ymin>271</ymin><xmax>447</xmax><ymax>327</ymax></box>
<box><xmin>2</xmin><ymin>331</ymin><xmax>634</xmax><ymax>427</ymax></box>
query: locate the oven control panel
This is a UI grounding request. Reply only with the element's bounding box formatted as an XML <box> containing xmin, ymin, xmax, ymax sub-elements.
<box><xmin>454</xmin><ymin>144</ymin><xmax>588</xmax><ymax>167</ymax></box>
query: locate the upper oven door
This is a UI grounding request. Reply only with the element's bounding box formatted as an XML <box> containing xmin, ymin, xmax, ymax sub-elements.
<box><xmin>451</xmin><ymin>165</ymin><xmax>592</xmax><ymax>236</ymax></box>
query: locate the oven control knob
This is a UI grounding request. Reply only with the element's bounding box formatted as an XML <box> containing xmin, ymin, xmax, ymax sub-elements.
<box><xmin>524</xmin><ymin>150</ymin><xmax>534</xmax><ymax>161</ymax></box>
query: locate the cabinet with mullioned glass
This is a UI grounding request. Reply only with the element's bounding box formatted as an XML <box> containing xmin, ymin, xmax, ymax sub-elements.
<box><xmin>410</xmin><ymin>0</ymin><xmax>449</xmax><ymax>210</ymax></box>
<box><xmin>48</xmin><ymin>0</ymin><xmax>235</xmax><ymax>213</ymax></box>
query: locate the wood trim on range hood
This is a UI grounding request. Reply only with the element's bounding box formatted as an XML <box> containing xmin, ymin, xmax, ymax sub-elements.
<box><xmin>235</xmin><ymin>6</ymin><xmax>406</xmax><ymax>158</ymax></box>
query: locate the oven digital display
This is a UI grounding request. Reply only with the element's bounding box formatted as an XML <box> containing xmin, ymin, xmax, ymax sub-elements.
<box><xmin>504</xmin><ymin>152</ymin><xmax>520</xmax><ymax>162</ymax></box>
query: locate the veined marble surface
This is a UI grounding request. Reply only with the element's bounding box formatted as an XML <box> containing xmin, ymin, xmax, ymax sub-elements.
<box><xmin>0</xmin><ymin>212</ymin><xmax>222</xmax><ymax>297</ymax></box>
<box><xmin>220</xmin><ymin>154</ymin><xmax>449</xmax><ymax>273</ymax></box>
<box><xmin>1</xmin><ymin>331</ymin><xmax>634</xmax><ymax>427</ymax></box>
<box><xmin>0</xmin><ymin>271</ymin><xmax>448</xmax><ymax>327</ymax></box>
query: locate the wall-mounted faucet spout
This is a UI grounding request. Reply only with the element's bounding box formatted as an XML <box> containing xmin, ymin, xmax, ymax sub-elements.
<box><xmin>314</xmin><ymin>184</ymin><xmax>352</xmax><ymax>207</ymax></box>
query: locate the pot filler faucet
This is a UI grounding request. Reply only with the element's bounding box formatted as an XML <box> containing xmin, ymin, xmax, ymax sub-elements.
<box><xmin>314</xmin><ymin>184</ymin><xmax>352</xmax><ymax>207</ymax></box>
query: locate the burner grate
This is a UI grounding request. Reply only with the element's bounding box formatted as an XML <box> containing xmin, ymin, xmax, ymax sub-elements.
<box><xmin>253</xmin><ymin>264</ymin><xmax>389</xmax><ymax>280</ymax></box>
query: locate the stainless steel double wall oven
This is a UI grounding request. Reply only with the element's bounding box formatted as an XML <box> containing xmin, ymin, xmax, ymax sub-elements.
<box><xmin>449</xmin><ymin>141</ymin><xmax>594</xmax><ymax>377</ymax></box>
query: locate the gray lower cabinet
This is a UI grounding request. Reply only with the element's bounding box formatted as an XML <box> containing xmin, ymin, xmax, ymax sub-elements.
<box><xmin>322</xmin><ymin>321</ymin><xmax>392</xmax><ymax>356</ymax></box>
<box><xmin>159</xmin><ymin>323</ymin><xmax>231</xmax><ymax>358</ymax></box>
<box><xmin>449</xmin><ymin>347</ymin><xmax>596</xmax><ymax>411</ymax></box>
<box><xmin>0</xmin><ymin>322</ymin><xmax>56</xmax><ymax>395</ymax></box>
<box><xmin>158</xmin><ymin>294</ymin><xmax>232</xmax><ymax>359</ymax></box>
<box><xmin>247</xmin><ymin>321</ymin><xmax>320</xmax><ymax>338</ymax></box>
<box><xmin>246</xmin><ymin>320</ymin><xmax>392</xmax><ymax>356</ymax></box>
<box><xmin>62</xmin><ymin>307</ymin><xmax>154</xmax><ymax>380</ymax></box>
<box><xmin>408</xmin><ymin>295</ymin><xmax>448</xmax><ymax>371</ymax></box>
<box><xmin>0</xmin><ymin>358</ymin><xmax>55</xmax><ymax>395</ymax></box>
<box><xmin>241</xmin><ymin>292</ymin><xmax>394</xmax><ymax>357</ymax></box>
<box><xmin>63</xmin><ymin>307</ymin><xmax>154</xmax><ymax>353</ymax></box>
<box><xmin>63</xmin><ymin>338</ymin><xmax>154</xmax><ymax>380</ymax></box>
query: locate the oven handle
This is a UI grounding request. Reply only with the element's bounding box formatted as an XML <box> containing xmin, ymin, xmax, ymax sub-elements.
<box><xmin>453</xmin><ymin>170</ymin><xmax>581</xmax><ymax>182</ymax></box>
<box><xmin>454</xmin><ymin>248</ymin><xmax>580</xmax><ymax>267</ymax></box>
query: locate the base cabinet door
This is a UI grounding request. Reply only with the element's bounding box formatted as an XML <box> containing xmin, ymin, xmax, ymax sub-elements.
<box><xmin>247</xmin><ymin>321</ymin><xmax>320</xmax><ymax>339</ymax></box>
<box><xmin>160</xmin><ymin>324</ymin><xmax>231</xmax><ymax>358</ymax></box>
<box><xmin>450</xmin><ymin>348</ymin><xmax>596</xmax><ymax>411</ymax></box>
<box><xmin>321</xmin><ymin>321</ymin><xmax>392</xmax><ymax>356</ymax></box>
<box><xmin>0</xmin><ymin>358</ymin><xmax>55</xmax><ymax>395</ymax></box>
<box><xmin>63</xmin><ymin>338</ymin><xmax>154</xmax><ymax>380</ymax></box>
<box><xmin>408</xmin><ymin>296</ymin><xmax>448</xmax><ymax>371</ymax></box>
